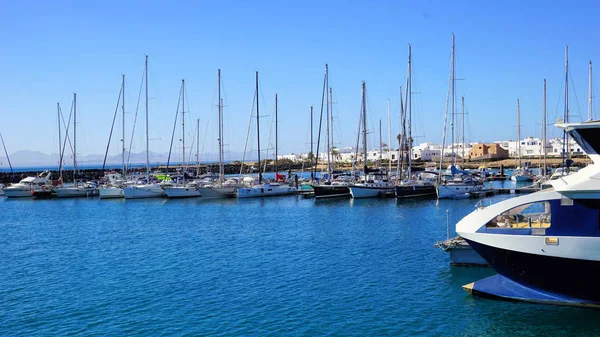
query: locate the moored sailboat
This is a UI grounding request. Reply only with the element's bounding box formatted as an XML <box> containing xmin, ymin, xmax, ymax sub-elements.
<box><xmin>349</xmin><ymin>81</ymin><xmax>395</xmax><ymax>199</ymax></box>
<box><xmin>56</xmin><ymin>93</ymin><xmax>99</xmax><ymax>198</ymax></box>
<box><xmin>312</xmin><ymin>64</ymin><xmax>352</xmax><ymax>199</ymax></box>
<box><xmin>197</xmin><ymin>69</ymin><xmax>237</xmax><ymax>198</ymax></box>
<box><xmin>395</xmin><ymin>44</ymin><xmax>437</xmax><ymax>199</ymax></box>
<box><xmin>237</xmin><ymin>72</ymin><xmax>297</xmax><ymax>198</ymax></box>
<box><xmin>164</xmin><ymin>79</ymin><xmax>202</xmax><ymax>198</ymax></box>
<box><xmin>100</xmin><ymin>74</ymin><xmax>128</xmax><ymax>199</ymax></box>
<box><xmin>435</xmin><ymin>34</ymin><xmax>483</xmax><ymax>199</ymax></box>
<box><xmin>124</xmin><ymin>55</ymin><xmax>165</xmax><ymax>199</ymax></box>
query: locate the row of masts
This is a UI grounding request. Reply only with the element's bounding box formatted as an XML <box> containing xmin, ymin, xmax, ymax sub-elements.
<box><xmin>41</xmin><ymin>45</ymin><xmax>596</xmax><ymax>184</ymax></box>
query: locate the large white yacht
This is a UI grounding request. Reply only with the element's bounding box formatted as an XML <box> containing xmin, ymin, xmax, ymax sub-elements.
<box><xmin>457</xmin><ymin>120</ymin><xmax>600</xmax><ymax>306</ymax></box>
<box><xmin>4</xmin><ymin>171</ymin><xmax>54</xmax><ymax>198</ymax></box>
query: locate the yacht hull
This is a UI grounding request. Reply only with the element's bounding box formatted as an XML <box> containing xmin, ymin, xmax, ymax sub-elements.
<box><xmin>349</xmin><ymin>186</ymin><xmax>395</xmax><ymax>199</ymax></box>
<box><xmin>197</xmin><ymin>186</ymin><xmax>236</xmax><ymax>198</ymax></box>
<box><xmin>465</xmin><ymin>238</ymin><xmax>600</xmax><ymax>303</ymax></box>
<box><xmin>313</xmin><ymin>185</ymin><xmax>350</xmax><ymax>199</ymax></box>
<box><xmin>99</xmin><ymin>187</ymin><xmax>124</xmax><ymax>199</ymax></box>
<box><xmin>4</xmin><ymin>188</ymin><xmax>36</xmax><ymax>198</ymax></box>
<box><xmin>123</xmin><ymin>185</ymin><xmax>164</xmax><ymax>199</ymax></box>
<box><xmin>164</xmin><ymin>186</ymin><xmax>201</xmax><ymax>198</ymax></box>
<box><xmin>395</xmin><ymin>185</ymin><xmax>437</xmax><ymax>198</ymax></box>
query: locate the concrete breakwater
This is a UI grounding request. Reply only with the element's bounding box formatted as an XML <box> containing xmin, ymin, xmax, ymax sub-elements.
<box><xmin>0</xmin><ymin>157</ymin><xmax>590</xmax><ymax>185</ymax></box>
<box><xmin>0</xmin><ymin>161</ymin><xmax>311</xmax><ymax>184</ymax></box>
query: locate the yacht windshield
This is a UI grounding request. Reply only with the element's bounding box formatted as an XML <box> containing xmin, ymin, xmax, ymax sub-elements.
<box><xmin>569</xmin><ymin>128</ymin><xmax>600</xmax><ymax>155</ymax></box>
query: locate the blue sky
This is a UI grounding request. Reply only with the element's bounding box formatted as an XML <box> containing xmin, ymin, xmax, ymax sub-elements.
<box><xmin>1</xmin><ymin>0</ymin><xmax>599</xmax><ymax>164</ymax></box>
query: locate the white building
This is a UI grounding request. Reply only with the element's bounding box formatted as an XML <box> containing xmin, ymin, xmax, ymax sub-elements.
<box><xmin>412</xmin><ymin>142</ymin><xmax>442</xmax><ymax>162</ymax></box>
<box><xmin>501</xmin><ymin>136</ymin><xmax>584</xmax><ymax>158</ymax></box>
<box><xmin>443</xmin><ymin>142</ymin><xmax>474</xmax><ymax>159</ymax></box>
<box><xmin>277</xmin><ymin>153</ymin><xmax>301</xmax><ymax>162</ymax></box>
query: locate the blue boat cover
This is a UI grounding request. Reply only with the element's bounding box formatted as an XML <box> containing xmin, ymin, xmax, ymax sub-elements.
<box><xmin>469</xmin><ymin>274</ymin><xmax>600</xmax><ymax>307</ymax></box>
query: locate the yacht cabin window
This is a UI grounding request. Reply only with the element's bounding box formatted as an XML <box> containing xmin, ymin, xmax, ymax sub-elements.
<box><xmin>486</xmin><ymin>201</ymin><xmax>551</xmax><ymax>229</ymax></box>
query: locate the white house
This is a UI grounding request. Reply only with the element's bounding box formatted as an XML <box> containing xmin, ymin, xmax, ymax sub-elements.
<box><xmin>502</xmin><ymin>136</ymin><xmax>584</xmax><ymax>158</ymax></box>
<box><xmin>412</xmin><ymin>142</ymin><xmax>442</xmax><ymax>162</ymax></box>
<box><xmin>277</xmin><ymin>154</ymin><xmax>301</xmax><ymax>162</ymax></box>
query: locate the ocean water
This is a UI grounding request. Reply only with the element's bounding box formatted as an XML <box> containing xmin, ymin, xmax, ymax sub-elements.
<box><xmin>2</xmin><ymin>182</ymin><xmax>600</xmax><ymax>336</ymax></box>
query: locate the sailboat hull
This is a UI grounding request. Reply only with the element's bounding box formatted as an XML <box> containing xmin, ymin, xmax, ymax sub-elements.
<box><xmin>395</xmin><ymin>184</ymin><xmax>437</xmax><ymax>198</ymax></box>
<box><xmin>511</xmin><ymin>175</ymin><xmax>533</xmax><ymax>182</ymax></box>
<box><xmin>313</xmin><ymin>185</ymin><xmax>351</xmax><ymax>199</ymax></box>
<box><xmin>436</xmin><ymin>183</ymin><xmax>482</xmax><ymax>199</ymax></box>
<box><xmin>197</xmin><ymin>186</ymin><xmax>236</xmax><ymax>198</ymax></box>
<box><xmin>164</xmin><ymin>186</ymin><xmax>201</xmax><ymax>198</ymax></box>
<box><xmin>237</xmin><ymin>185</ymin><xmax>297</xmax><ymax>198</ymax></box>
<box><xmin>349</xmin><ymin>185</ymin><xmax>395</xmax><ymax>199</ymax></box>
<box><xmin>124</xmin><ymin>185</ymin><xmax>164</xmax><ymax>199</ymax></box>
<box><xmin>56</xmin><ymin>187</ymin><xmax>99</xmax><ymax>198</ymax></box>
<box><xmin>99</xmin><ymin>186</ymin><xmax>125</xmax><ymax>199</ymax></box>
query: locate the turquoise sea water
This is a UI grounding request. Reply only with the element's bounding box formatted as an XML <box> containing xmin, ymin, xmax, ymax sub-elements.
<box><xmin>2</xmin><ymin>181</ymin><xmax>600</xmax><ymax>336</ymax></box>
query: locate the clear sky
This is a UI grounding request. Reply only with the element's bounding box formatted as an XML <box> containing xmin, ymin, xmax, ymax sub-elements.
<box><xmin>1</xmin><ymin>0</ymin><xmax>599</xmax><ymax>164</ymax></box>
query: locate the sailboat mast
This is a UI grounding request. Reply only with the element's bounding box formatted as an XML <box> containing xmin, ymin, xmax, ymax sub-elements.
<box><xmin>361</xmin><ymin>81</ymin><xmax>367</xmax><ymax>176</ymax></box>
<box><xmin>325</xmin><ymin>71</ymin><xmax>331</xmax><ymax>179</ymax></box>
<box><xmin>122</xmin><ymin>74</ymin><xmax>126</xmax><ymax>176</ymax></box>
<box><xmin>145</xmin><ymin>55</ymin><xmax>150</xmax><ymax>181</ymax></box>
<box><xmin>329</xmin><ymin>87</ymin><xmax>335</xmax><ymax>174</ymax></box>
<box><xmin>182</xmin><ymin>79</ymin><xmax>185</xmax><ymax>168</ymax></box>
<box><xmin>407</xmin><ymin>43</ymin><xmax>413</xmax><ymax>177</ymax></box>
<box><xmin>196</xmin><ymin>118</ymin><xmax>200</xmax><ymax>177</ymax></box>
<box><xmin>275</xmin><ymin>93</ymin><xmax>278</xmax><ymax>174</ymax></box>
<box><xmin>451</xmin><ymin>33</ymin><xmax>456</xmax><ymax>167</ymax></box>
<box><xmin>543</xmin><ymin>79</ymin><xmax>547</xmax><ymax>177</ymax></box>
<box><xmin>398</xmin><ymin>85</ymin><xmax>404</xmax><ymax>179</ymax></box>
<box><xmin>564</xmin><ymin>46</ymin><xmax>570</xmax><ymax>163</ymax></box>
<box><xmin>0</xmin><ymin>133</ymin><xmax>13</xmax><ymax>173</ymax></box>
<box><xmin>379</xmin><ymin>119</ymin><xmax>382</xmax><ymax>168</ymax></box>
<box><xmin>387</xmin><ymin>98</ymin><xmax>391</xmax><ymax>177</ymax></box>
<box><xmin>256</xmin><ymin>71</ymin><xmax>262</xmax><ymax>184</ymax></box>
<box><xmin>73</xmin><ymin>92</ymin><xmax>77</xmax><ymax>185</ymax></box>
<box><xmin>517</xmin><ymin>99</ymin><xmax>521</xmax><ymax>167</ymax></box>
<box><xmin>310</xmin><ymin>105</ymin><xmax>313</xmax><ymax>180</ymax></box>
<box><xmin>461</xmin><ymin>96</ymin><xmax>465</xmax><ymax>166</ymax></box>
<box><xmin>589</xmin><ymin>60</ymin><xmax>593</xmax><ymax>121</ymax></box>
<box><xmin>57</xmin><ymin>103</ymin><xmax>62</xmax><ymax>174</ymax></box>
<box><xmin>218</xmin><ymin>69</ymin><xmax>224</xmax><ymax>183</ymax></box>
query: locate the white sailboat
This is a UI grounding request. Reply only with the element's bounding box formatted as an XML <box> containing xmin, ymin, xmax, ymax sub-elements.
<box><xmin>100</xmin><ymin>74</ymin><xmax>127</xmax><ymax>199</ymax></box>
<box><xmin>349</xmin><ymin>81</ymin><xmax>395</xmax><ymax>199</ymax></box>
<box><xmin>164</xmin><ymin>79</ymin><xmax>202</xmax><ymax>198</ymax></box>
<box><xmin>197</xmin><ymin>69</ymin><xmax>237</xmax><ymax>198</ymax></box>
<box><xmin>436</xmin><ymin>34</ymin><xmax>483</xmax><ymax>199</ymax></box>
<box><xmin>237</xmin><ymin>72</ymin><xmax>297</xmax><ymax>198</ymax></box>
<box><xmin>124</xmin><ymin>55</ymin><xmax>165</xmax><ymax>199</ymax></box>
<box><xmin>56</xmin><ymin>93</ymin><xmax>99</xmax><ymax>198</ymax></box>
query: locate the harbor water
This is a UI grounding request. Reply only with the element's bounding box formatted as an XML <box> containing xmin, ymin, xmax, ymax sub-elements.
<box><xmin>2</xmin><ymin>182</ymin><xmax>600</xmax><ymax>335</ymax></box>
